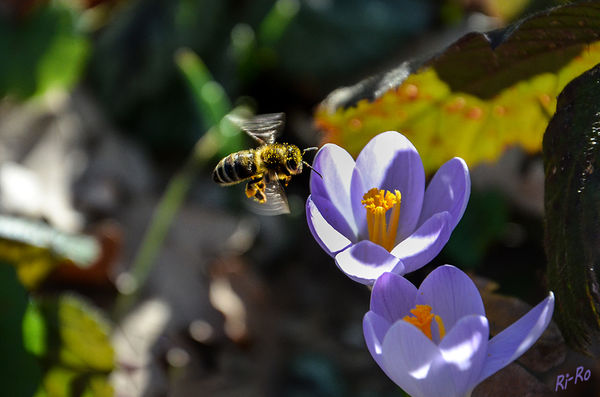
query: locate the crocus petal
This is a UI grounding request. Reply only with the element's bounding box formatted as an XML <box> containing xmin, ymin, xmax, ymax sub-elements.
<box><xmin>311</xmin><ymin>194</ymin><xmax>356</xmax><ymax>242</ymax></box>
<box><xmin>418</xmin><ymin>157</ymin><xmax>470</xmax><ymax>230</ymax></box>
<box><xmin>416</xmin><ymin>265</ymin><xmax>485</xmax><ymax>330</ymax></box>
<box><xmin>370</xmin><ymin>271</ymin><xmax>417</xmax><ymax>323</ymax></box>
<box><xmin>352</xmin><ymin>131</ymin><xmax>425</xmax><ymax>241</ymax></box>
<box><xmin>310</xmin><ymin>144</ymin><xmax>358</xmax><ymax>235</ymax></box>
<box><xmin>363</xmin><ymin>311</ymin><xmax>392</xmax><ymax>370</ymax></box>
<box><xmin>477</xmin><ymin>292</ymin><xmax>555</xmax><ymax>383</ymax></box>
<box><xmin>349</xmin><ymin>165</ymin><xmax>369</xmax><ymax>239</ymax></box>
<box><xmin>306</xmin><ymin>196</ymin><xmax>352</xmax><ymax>256</ymax></box>
<box><xmin>334</xmin><ymin>240</ymin><xmax>405</xmax><ymax>285</ymax></box>
<box><xmin>382</xmin><ymin>321</ymin><xmax>458</xmax><ymax>397</ymax></box>
<box><xmin>439</xmin><ymin>315</ymin><xmax>489</xmax><ymax>396</ymax></box>
<box><xmin>390</xmin><ymin>212</ymin><xmax>453</xmax><ymax>274</ymax></box>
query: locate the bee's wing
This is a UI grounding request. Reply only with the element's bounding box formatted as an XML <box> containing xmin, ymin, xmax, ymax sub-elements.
<box><xmin>247</xmin><ymin>174</ymin><xmax>290</xmax><ymax>216</ymax></box>
<box><xmin>229</xmin><ymin>112</ymin><xmax>285</xmax><ymax>145</ymax></box>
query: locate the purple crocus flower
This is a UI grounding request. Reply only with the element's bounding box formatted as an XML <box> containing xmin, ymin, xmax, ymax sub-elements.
<box><xmin>363</xmin><ymin>265</ymin><xmax>555</xmax><ymax>397</ymax></box>
<box><xmin>306</xmin><ymin>131</ymin><xmax>470</xmax><ymax>284</ymax></box>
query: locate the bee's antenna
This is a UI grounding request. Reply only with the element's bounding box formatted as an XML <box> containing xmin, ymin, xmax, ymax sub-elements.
<box><xmin>303</xmin><ymin>161</ymin><xmax>323</xmax><ymax>179</ymax></box>
<box><xmin>301</xmin><ymin>147</ymin><xmax>321</xmax><ymax>178</ymax></box>
<box><xmin>302</xmin><ymin>147</ymin><xmax>319</xmax><ymax>154</ymax></box>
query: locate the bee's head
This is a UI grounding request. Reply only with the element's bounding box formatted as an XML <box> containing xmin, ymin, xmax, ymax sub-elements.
<box><xmin>285</xmin><ymin>145</ymin><xmax>303</xmax><ymax>174</ymax></box>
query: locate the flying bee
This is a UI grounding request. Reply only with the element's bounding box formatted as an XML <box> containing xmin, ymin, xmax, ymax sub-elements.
<box><xmin>212</xmin><ymin>112</ymin><xmax>319</xmax><ymax>215</ymax></box>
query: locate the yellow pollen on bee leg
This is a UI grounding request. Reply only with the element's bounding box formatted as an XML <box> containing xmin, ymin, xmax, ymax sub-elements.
<box><xmin>361</xmin><ymin>188</ymin><xmax>401</xmax><ymax>251</ymax></box>
<box><xmin>403</xmin><ymin>304</ymin><xmax>445</xmax><ymax>341</ymax></box>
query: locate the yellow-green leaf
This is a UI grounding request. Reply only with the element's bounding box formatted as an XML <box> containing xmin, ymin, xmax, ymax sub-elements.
<box><xmin>315</xmin><ymin>2</ymin><xmax>600</xmax><ymax>173</ymax></box>
<box><xmin>30</xmin><ymin>294</ymin><xmax>115</xmax><ymax>397</ymax></box>
<box><xmin>56</xmin><ymin>295</ymin><xmax>115</xmax><ymax>372</ymax></box>
<box><xmin>37</xmin><ymin>366</ymin><xmax>114</xmax><ymax>397</ymax></box>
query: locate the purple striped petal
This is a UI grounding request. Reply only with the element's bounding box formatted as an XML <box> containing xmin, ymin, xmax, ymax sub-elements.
<box><xmin>381</xmin><ymin>321</ymin><xmax>457</xmax><ymax>397</ymax></box>
<box><xmin>391</xmin><ymin>211</ymin><xmax>453</xmax><ymax>274</ymax></box>
<box><xmin>439</xmin><ymin>315</ymin><xmax>489</xmax><ymax>396</ymax></box>
<box><xmin>363</xmin><ymin>311</ymin><xmax>392</xmax><ymax>370</ymax></box>
<box><xmin>311</xmin><ymin>194</ymin><xmax>356</xmax><ymax>243</ymax></box>
<box><xmin>477</xmin><ymin>292</ymin><xmax>555</xmax><ymax>383</ymax></box>
<box><xmin>418</xmin><ymin>157</ymin><xmax>470</xmax><ymax>230</ymax></box>
<box><xmin>352</xmin><ymin>131</ymin><xmax>425</xmax><ymax>241</ymax></box>
<box><xmin>349</xmin><ymin>166</ymin><xmax>369</xmax><ymax>240</ymax></box>
<box><xmin>310</xmin><ymin>144</ymin><xmax>357</xmax><ymax>235</ymax></box>
<box><xmin>370</xmin><ymin>272</ymin><xmax>417</xmax><ymax>322</ymax></box>
<box><xmin>306</xmin><ymin>196</ymin><xmax>352</xmax><ymax>256</ymax></box>
<box><xmin>334</xmin><ymin>240</ymin><xmax>404</xmax><ymax>285</ymax></box>
<box><xmin>416</xmin><ymin>265</ymin><xmax>485</xmax><ymax>330</ymax></box>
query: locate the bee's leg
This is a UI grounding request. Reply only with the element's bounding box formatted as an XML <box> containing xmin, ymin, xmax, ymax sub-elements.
<box><xmin>245</xmin><ymin>175</ymin><xmax>267</xmax><ymax>203</ymax></box>
<box><xmin>279</xmin><ymin>174</ymin><xmax>292</xmax><ymax>187</ymax></box>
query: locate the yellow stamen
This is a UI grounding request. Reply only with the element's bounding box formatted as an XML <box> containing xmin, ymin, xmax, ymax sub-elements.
<box><xmin>434</xmin><ymin>315</ymin><xmax>446</xmax><ymax>339</ymax></box>
<box><xmin>403</xmin><ymin>304</ymin><xmax>446</xmax><ymax>341</ymax></box>
<box><xmin>361</xmin><ymin>188</ymin><xmax>401</xmax><ymax>251</ymax></box>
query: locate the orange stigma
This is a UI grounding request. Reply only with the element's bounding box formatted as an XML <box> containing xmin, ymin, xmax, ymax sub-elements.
<box><xmin>403</xmin><ymin>304</ymin><xmax>446</xmax><ymax>341</ymax></box>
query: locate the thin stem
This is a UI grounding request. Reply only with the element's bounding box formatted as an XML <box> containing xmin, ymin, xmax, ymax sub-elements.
<box><xmin>112</xmin><ymin>108</ymin><xmax>246</xmax><ymax>319</ymax></box>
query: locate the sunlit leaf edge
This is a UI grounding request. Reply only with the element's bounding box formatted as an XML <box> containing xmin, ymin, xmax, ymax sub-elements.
<box><xmin>315</xmin><ymin>41</ymin><xmax>600</xmax><ymax>173</ymax></box>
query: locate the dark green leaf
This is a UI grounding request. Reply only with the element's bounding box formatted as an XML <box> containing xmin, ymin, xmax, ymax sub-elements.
<box><xmin>543</xmin><ymin>62</ymin><xmax>600</xmax><ymax>356</ymax></box>
<box><xmin>434</xmin><ymin>2</ymin><xmax>600</xmax><ymax>99</ymax></box>
<box><xmin>0</xmin><ymin>263</ymin><xmax>42</xmax><ymax>396</ymax></box>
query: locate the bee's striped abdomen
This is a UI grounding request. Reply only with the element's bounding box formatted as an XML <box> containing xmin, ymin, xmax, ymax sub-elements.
<box><xmin>213</xmin><ymin>150</ymin><xmax>257</xmax><ymax>185</ymax></box>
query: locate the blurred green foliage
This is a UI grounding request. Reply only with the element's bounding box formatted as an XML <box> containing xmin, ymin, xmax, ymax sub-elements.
<box><xmin>0</xmin><ymin>264</ymin><xmax>42</xmax><ymax>397</ymax></box>
<box><xmin>29</xmin><ymin>295</ymin><xmax>115</xmax><ymax>396</ymax></box>
<box><xmin>272</xmin><ymin>0</ymin><xmax>433</xmax><ymax>88</ymax></box>
<box><xmin>0</xmin><ymin>1</ymin><xmax>89</xmax><ymax>98</ymax></box>
<box><xmin>443</xmin><ymin>190</ymin><xmax>509</xmax><ymax>269</ymax></box>
<box><xmin>1</xmin><ymin>262</ymin><xmax>114</xmax><ymax>396</ymax></box>
<box><xmin>87</xmin><ymin>0</ymin><xmax>435</xmax><ymax>154</ymax></box>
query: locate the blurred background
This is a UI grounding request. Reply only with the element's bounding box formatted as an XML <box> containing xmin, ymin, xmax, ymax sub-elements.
<box><xmin>1</xmin><ymin>0</ymin><xmax>598</xmax><ymax>396</ymax></box>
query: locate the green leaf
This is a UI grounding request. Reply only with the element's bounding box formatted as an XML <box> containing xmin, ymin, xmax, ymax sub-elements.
<box><xmin>257</xmin><ymin>0</ymin><xmax>300</xmax><ymax>46</ymax></box>
<box><xmin>0</xmin><ymin>263</ymin><xmax>42</xmax><ymax>396</ymax></box>
<box><xmin>23</xmin><ymin>301</ymin><xmax>47</xmax><ymax>357</ymax></box>
<box><xmin>26</xmin><ymin>294</ymin><xmax>115</xmax><ymax>396</ymax></box>
<box><xmin>316</xmin><ymin>2</ymin><xmax>600</xmax><ymax>173</ymax></box>
<box><xmin>38</xmin><ymin>295</ymin><xmax>115</xmax><ymax>372</ymax></box>
<box><xmin>175</xmin><ymin>48</ymin><xmax>232</xmax><ymax>130</ymax></box>
<box><xmin>0</xmin><ymin>3</ymin><xmax>89</xmax><ymax>99</ymax></box>
<box><xmin>39</xmin><ymin>366</ymin><xmax>113</xmax><ymax>397</ymax></box>
<box><xmin>1</xmin><ymin>265</ymin><xmax>114</xmax><ymax>396</ymax></box>
<box><xmin>433</xmin><ymin>3</ymin><xmax>600</xmax><ymax>99</ymax></box>
<box><xmin>543</xmin><ymin>63</ymin><xmax>600</xmax><ymax>356</ymax></box>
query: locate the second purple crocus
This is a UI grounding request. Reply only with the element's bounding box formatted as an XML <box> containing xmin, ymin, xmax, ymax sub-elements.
<box><xmin>364</xmin><ymin>265</ymin><xmax>555</xmax><ymax>397</ymax></box>
<box><xmin>306</xmin><ymin>131</ymin><xmax>470</xmax><ymax>284</ymax></box>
